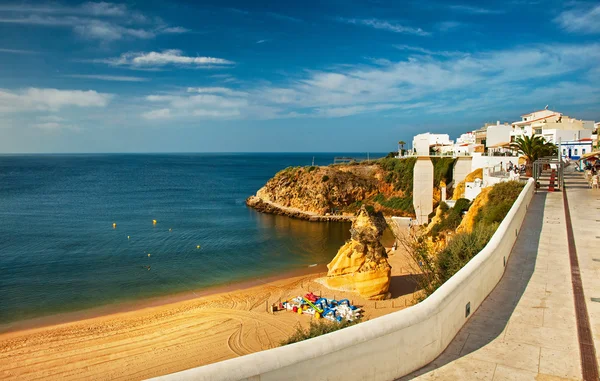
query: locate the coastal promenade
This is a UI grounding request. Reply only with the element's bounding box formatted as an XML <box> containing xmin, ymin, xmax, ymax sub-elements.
<box><xmin>403</xmin><ymin>173</ymin><xmax>599</xmax><ymax>380</ymax></box>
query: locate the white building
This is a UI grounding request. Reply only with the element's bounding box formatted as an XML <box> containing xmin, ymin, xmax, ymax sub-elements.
<box><xmin>411</xmin><ymin>133</ymin><xmax>453</xmax><ymax>156</ymax></box>
<box><xmin>456</xmin><ymin>132</ymin><xmax>476</xmax><ymax>145</ymax></box>
<box><xmin>542</xmin><ymin>128</ymin><xmax>592</xmax><ymax>145</ymax></box>
<box><xmin>486</xmin><ymin>122</ymin><xmax>512</xmax><ymax>153</ymax></box>
<box><xmin>560</xmin><ymin>138</ymin><xmax>594</xmax><ymax>161</ymax></box>
<box><xmin>511</xmin><ymin>108</ymin><xmax>561</xmax><ymax>139</ymax></box>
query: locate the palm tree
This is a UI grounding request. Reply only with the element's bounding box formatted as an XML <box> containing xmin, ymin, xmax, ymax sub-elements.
<box><xmin>398</xmin><ymin>140</ymin><xmax>406</xmax><ymax>155</ymax></box>
<box><xmin>510</xmin><ymin>134</ymin><xmax>557</xmax><ymax>176</ymax></box>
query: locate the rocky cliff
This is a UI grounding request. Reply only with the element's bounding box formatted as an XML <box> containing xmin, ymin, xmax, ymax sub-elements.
<box><xmin>246</xmin><ymin>160</ymin><xmax>419</xmax><ymax>219</ymax></box>
<box><xmin>248</xmin><ymin>165</ymin><xmax>378</xmax><ymax>216</ymax></box>
<box><xmin>325</xmin><ymin>206</ymin><xmax>391</xmax><ymax>300</ymax></box>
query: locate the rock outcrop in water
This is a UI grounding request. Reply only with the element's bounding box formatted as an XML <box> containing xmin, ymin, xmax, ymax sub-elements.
<box><xmin>325</xmin><ymin>206</ymin><xmax>391</xmax><ymax>300</ymax></box>
<box><xmin>246</xmin><ymin>165</ymin><xmax>380</xmax><ymax>220</ymax></box>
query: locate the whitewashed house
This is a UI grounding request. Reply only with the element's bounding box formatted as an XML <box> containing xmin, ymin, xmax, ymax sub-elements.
<box><xmin>411</xmin><ymin>133</ymin><xmax>453</xmax><ymax>155</ymax></box>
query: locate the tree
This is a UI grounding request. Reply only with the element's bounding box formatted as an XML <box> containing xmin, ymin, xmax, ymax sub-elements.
<box><xmin>398</xmin><ymin>140</ymin><xmax>406</xmax><ymax>155</ymax></box>
<box><xmin>510</xmin><ymin>134</ymin><xmax>557</xmax><ymax>176</ymax></box>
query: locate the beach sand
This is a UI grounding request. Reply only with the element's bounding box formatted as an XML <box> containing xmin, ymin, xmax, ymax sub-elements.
<box><xmin>0</xmin><ymin>249</ymin><xmax>418</xmax><ymax>381</ymax></box>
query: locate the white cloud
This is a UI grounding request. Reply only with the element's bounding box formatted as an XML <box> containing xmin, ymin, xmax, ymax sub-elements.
<box><xmin>449</xmin><ymin>5</ymin><xmax>504</xmax><ymax>14</ymax></box>
<box><xmin>0</xmin><ymin>88</ymin><xmax>112</xmax><ymax>112</ymax></box>
<box><xmin>555</xmin><ymin>4</ymin><xmax>600</xmax><ymax>34</ymax></box>
<box><xmin>32</xmin><ymin>122</ymin><xmax>62</xmax><ymax>129</ymax></box>
<box><xmin>102</xmin><ymin>50</ymin><xmax>234</xmax><ymax>68</ymax></box>
<box><xmin>253</xmin><ymin>43</ymin><xmax>600</xmax><ymax>117</ymax></box>
<box><xmin>0</xmin><ymin>2</ymin><xmax>126</xmax><ymax>16</ymax></box>
<box><xmin>316</xmin><ymin>104</ymin><xmax>398</xmax><ymax>118</ymax></box>
<box><xmin>192</xmin><ymin>109</ymin><xmax>241</xmax><ymax>118</ymax></box>
<box><xmin>37</xmin><ymin>115</ymin><xmax>65</xmax><ymax>122</ymax></box>
<box><xmin>186</xmin><ymin>87</ymin><xmax>247</xmax><ymax>97</ymax></box>
<box><xmin>435</xmin><ymin>21</ymin><xmax>464</xmax><ymax>32</ymax></box>
<box><xmin>141</xmin><ymin>108</ymin><xmax>171</xmax><ymax>120</ymax></box>
<box><xmin>161</xmin><ymin>26</ymin><xmax>190</xmax><ymax>34</ymax></box>
<box><xmin>339</xmin><ymin>18</ymin><xmax>430</xmax><ymax>36</ymax></box>
<box><xmin>79</xmin><ymin>2</ymin><xmax>127</xmax><ymax>16</ymax></box>
<box><xmin>137</xmin><ymin>43</ymin><xmax>600</xmax><ymax>121</ymax></box>
<box><xmin>64</xmin><ymin>74</ymin><xmax>149</xmax><ymax>82</ymax></box>
<box><xmin>394</xmin><ymin>44</ymin><xmax>464</xmax><ymax>57</ymax></box>
<box><xmin>0</xmin><ymin>2</ymin><xmax>189</xmax><ymax>41</ymax></box>
<box><xmin>144</xmin><ymin>87</ymin><xmax>256</xmax><ymax>119</ymax></box>
<box><xmin>0</xmin><ymin>48</ymin><xmax>38</xmax><ymax>54</ymax></box>
<box><xmin>32</xmin><ymin>115</ymin><xmax>78</xmax><ymax>131</ymax></box>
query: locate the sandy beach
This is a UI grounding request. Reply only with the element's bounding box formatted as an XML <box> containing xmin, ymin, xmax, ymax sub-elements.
<box><xmin>0</xmin><ymin>249</ymin><xmax>418</xmax><ymax>381</ymax></box>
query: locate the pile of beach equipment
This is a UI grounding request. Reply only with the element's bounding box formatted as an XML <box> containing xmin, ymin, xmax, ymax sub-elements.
<box><xmin>276</xmin><ymin>292</ymin><xmax>361</xmax><ymax>322</ymax></box>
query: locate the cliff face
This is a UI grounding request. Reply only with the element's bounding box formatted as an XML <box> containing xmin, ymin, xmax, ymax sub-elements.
<box><xmin>456</xmin><ymin>186</ymin><xmax>491</xmax><ymax>233</ymax></box>
<box><xmin>325</xmin><ymin>206</ymin><xmax>391</xmax><ymax>300</ymax></box>
<box><xmin>247</xmin><ymin>161</ymin><xmax>426</xmax><ymax>220</ymax></box>
<box><xmin>257</xmin><ymin>166</ymin><xmax>377</xmax><ymax>214</ymax></box>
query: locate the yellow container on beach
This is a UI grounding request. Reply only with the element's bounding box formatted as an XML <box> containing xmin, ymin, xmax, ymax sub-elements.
<box><xmin>297</xmin><ymin>307</ymin><xmax>302</xmax><ymax>315</ymax></box>
<box><xmin>314</xmin><ymin>312</ymin><xmax>321</xmax><ymax>319</ymax></box>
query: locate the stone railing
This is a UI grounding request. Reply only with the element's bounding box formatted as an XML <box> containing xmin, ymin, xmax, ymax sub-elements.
<box><xmin>149</xmin><ymin>178</ymin><xmax>535</xmax><ymax>381</ymax></box>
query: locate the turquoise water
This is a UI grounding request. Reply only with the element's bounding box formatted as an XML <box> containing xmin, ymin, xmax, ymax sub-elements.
<box><xmin>0</xmin><ymin>153</ymin><xmax>382</xmax><ymax>324</ymax></box>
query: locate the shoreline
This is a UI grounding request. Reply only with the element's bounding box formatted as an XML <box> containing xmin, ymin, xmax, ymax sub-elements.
<box><xmin>246</xmin><ymin>196</ymin><xmax>355</xmax><ymax>222</ymax></box>
<box><xmin>0</xmin><ymin>263</ymin><xmax>328</xmax><ymax>335</ymax></box>
<box><xmin>0</xmin><ymin>248</ymin><xmax>418</xmax><ymax>381</ymax></box>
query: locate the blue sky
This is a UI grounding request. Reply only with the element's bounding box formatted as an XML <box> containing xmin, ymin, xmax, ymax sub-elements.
<box><xmin>0</xmin><ymin>0</ymin><xmax>599</xmax><ymax>153</ymax></box>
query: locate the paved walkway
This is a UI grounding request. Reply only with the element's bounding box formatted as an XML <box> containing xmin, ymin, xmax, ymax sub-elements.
<box><xmin>563</xmin><ymin>172</ymin><xmax>600</xmax><ymax>374</ymax></box>
<box><xmin>401</xmin><ymin>173</ymin><xmax>600</xmax><ymax>380</ymax></box>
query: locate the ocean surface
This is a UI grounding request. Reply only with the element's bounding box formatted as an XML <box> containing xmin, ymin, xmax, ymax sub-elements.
<box><xmin>0</xmin><ymin>153</ymin><xmax>386</xmax><ymax>325</ymax></box>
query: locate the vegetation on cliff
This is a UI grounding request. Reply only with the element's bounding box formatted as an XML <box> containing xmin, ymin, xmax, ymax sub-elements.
<box><xmin>247</xmin><ymin>157</ymin><xmax>457</xmax><ymax>219</ymax></box>
<box><xmin>403</xmin><ymin>180</ymin><xmax>525</xmax><ymax>300</ymax></box>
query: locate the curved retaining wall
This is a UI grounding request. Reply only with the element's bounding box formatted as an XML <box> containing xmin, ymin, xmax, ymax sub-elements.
<box><xmin>150</xmin><ymin>178</ymin><xmax>535</xmax><ymax>381</ymax></box>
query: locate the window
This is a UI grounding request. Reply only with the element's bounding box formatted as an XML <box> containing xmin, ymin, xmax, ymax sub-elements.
<box><xmin>563</xmin><ymin>149</ymin><xmax>566</xmax><ymax>155</ymax></box>
<box><xmin>582</xmin><ymin>149</ymin><xmax>586</xmax><ymax>154</ymax></box>
<box><xmin>574</xmin><ymin>149</ymin><xmax>578</xmax><ymax>155</ymax></box>
<box><xmin>524</xmin><ymin>117</ymin><xmax>528</xmax><ymax>121</ymax></box>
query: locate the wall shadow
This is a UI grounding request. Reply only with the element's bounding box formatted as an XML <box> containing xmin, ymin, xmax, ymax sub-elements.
<box><xmin>389</xmin><ymin>274</ymin><xmax>421</xmax><ymax>299</ymax></box>
<box><xmin>398</xmin><ymin>191</ymin><xmax>547</xmax><ymax>380</ymax></box>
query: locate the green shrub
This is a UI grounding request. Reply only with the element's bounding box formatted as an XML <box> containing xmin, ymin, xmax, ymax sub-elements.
<box><xmin>404</xmin><ymin>180</ymin><xmax>524</xmax><ymax>301</ymax></box>
<box><xmin>376</xmin><ymin>157</ymin><xmax>417</xmax><ymax>192</ymax></box>
<box><xmin>373</xmin><ymin>193</ymin><xmax>414</xmax><ymax>213</ymax></box>
<box><xmin>384</xmin><ymin>172</ymin><xmax>395</xmax><ymax>183</ymax></box>
<box><xmin>436</xmin><ymin>223</ymin><xmax>498</xmax><ymax>284</ymax></box>
<box><xmin>281</xmin><ymin>319</ymin><xmax>362</xmax><ymax>345</ymax></box>
<box><xmin>322</xmin><ymin>175</ymin><xmax>329</xmax><ymax>182</ymax></box>
<box><xmin>307</xmin><ymin>166</ymin><xmax>316</xmax><ymax>172</ymax></box>
<box><xmin>475</xmin><ymin>181</ymin><xmax>524</xmax><ymax>227</ymax></box>
<box><xmin>430</xmin><ymin>157</ymin><xmax>456</xmax><ymax>186</ymax></box>
<box><xmin>439</xmin><ymin>201</ymin><xmax>449</xmax><ymax>212</ymax></box>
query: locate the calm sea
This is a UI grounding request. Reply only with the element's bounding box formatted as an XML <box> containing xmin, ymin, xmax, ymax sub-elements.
<box><xmin>0</xmin><ymin>153</ymin><xmax>384</xmax><ymax>324</ymax></box>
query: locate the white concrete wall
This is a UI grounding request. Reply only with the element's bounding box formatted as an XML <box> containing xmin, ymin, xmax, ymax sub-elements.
<box><xmin>470</xmin><ymin>153</ymin><xmax>518</xmax><ymax>173</ymax></box>
<box><xmin>413</xmin><ymin>134</ymin><xmax>431</xmax><ymax>155</ymax></box>
<box><xmin>453</xmin><ymin>157</ymin><xmax>472</xmax><ymax>185</ymax></box>
<box><xmin>544</xmin><ymin>129</ymin><xmax>592</xmax><ymax>144</ymax></box>
<box><xmin>486</xmin><ymin>125</ymin><xmax>511</xmax><ymax>147</ymax></box>
<box><xmin>412</xmin><ymin>158</ymin><xmax>434</xmax><ymax>225</ymax></box>
<box><xmin>149</xmin><ymin>179</ymin><xmax>536</xmax><ymax>381</ymax></box>
<box><xmin>464</xmin><ymin>180</ymin><xmax>483</xmax><ymax>200</ymax></box>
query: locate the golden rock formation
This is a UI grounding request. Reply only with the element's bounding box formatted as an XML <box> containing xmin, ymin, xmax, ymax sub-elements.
<box><xmin>456</xmin><ymin>186</ymin><xmax>492</xmax><ymax>233</ymax></box>
<box><xmin>326</xmin><ymin>206</ymin><xmax>391</xmax><ymax>300</ymax></box>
